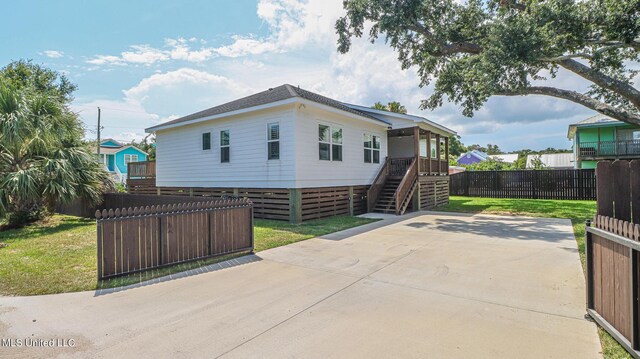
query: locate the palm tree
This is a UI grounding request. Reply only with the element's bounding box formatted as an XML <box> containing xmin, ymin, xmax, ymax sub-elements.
<box><xmin>386</xmin><ymin>101</ymin><xmax>407</xmax><ymax>114</ymax></box>
<box><xmin>0</xmin><ymin>87</ymin><xmax>112</xmax><ymax>227</ymax></box>
<box><xmin>371</xmin><ymin>101</ymin><xmax>407</xmax><ymax>114</ymax></box>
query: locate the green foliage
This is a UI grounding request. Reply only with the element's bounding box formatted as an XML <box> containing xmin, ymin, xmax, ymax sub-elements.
<box><xmin>468</xmin><ymin>143</ymin><xmax>502</xmax><ymax>155</ymax></box>
<box><xmin>464</xmin><ymin>158</ymin><xmax>514</xmax><ymax>171</ymax></box>
<box><xmin>129</xmin><ymin>134</ymin><xmax>156</xmax><ymax>160</ymax></box>
<box><xmin>528</xmin><ymin>154</ymin><xmax>548</xmax><ymax>169</ymax></box>
<box><xmin>0</xmin><ymin>60</ymin><xmax>77</xmax><ymax>103</ymax></box>
<box><xmin>0</xmin><ymin>63</ymin><xmax>112</xmax><ymax>228</ymax></box>
<box><xmin>337</xmin><ymin>0</ymin><xmax>640</xmax><ymax>125</ymax></box>
<box><xmin>448</xmin><ymin>135</ymin><xmax>467</xmax><ymax>157</ymax></box>
<box><xmin>114</xmin><ymin>183</ymin><xmax>127</xmax><ymax>193</ymax></box>
<box><xmin>371</xmin><ymin>100</ymin><xmax>407</xmax><ymax>114</ymax></box>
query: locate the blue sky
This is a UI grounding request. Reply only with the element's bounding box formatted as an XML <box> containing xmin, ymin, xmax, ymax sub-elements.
<box><xmin>2</xmin><ymin>0</ymin><xmax>596</xmax><ymax>151</ymax></box>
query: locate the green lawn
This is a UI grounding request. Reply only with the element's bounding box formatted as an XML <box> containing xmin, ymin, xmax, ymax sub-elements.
<box><xmin>0</xmin><ymin>215</ymin><xmax>377</xmax><ymax>296</ymax></box>
<box><xmin>440</xmin><ymin>196</ymin><xmax>629</xmax><ymax>359</ymax></box>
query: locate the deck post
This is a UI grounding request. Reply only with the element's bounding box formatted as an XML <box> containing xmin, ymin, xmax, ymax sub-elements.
<box><xmin>348</xmin><ymin>186</ymin><xmax>354</xmax><ymax>216</ymax></box>
<box><xmin>436</xmin><ymin>134</ymin><xmax>441</xmax><ymax>174</ymax></box>
<box><xmin>444</xmin><ymin>136</ymin><xmax>449</xmax><ymax>174</ymax></box>
<box><xmin>413</xmin><ymin>126</ymin><xmax>421</xmax><ymax>172</ymax></box>
<box><xmin>426</xmin><ymin>131</ymin><xmax>432</xmax><ymax>175</ymax></box>
<box><xmin>289</xmin><ymin>188</ymin><xmax>302</xmax><ymax>224</ymax></box>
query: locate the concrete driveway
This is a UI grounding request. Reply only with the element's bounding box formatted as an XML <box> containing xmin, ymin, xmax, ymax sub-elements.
<box><xmin>0</xmin><ymin>212</ymin><xmax>600</xmax><ymax>358</ymax></box>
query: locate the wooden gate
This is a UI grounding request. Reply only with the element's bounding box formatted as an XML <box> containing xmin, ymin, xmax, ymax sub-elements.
<box><xmin>96</xmin><ymin>199</ymin><xmax>253</xmax><ymax>279</ymax></box>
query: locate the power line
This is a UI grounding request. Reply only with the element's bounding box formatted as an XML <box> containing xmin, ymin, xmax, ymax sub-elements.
<box><xmin>73</xmin><ymin>104</ymin><xmax>157</xmax><ymax>115</ymax></box>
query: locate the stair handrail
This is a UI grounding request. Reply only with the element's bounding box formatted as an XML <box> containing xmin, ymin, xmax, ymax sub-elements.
<box><xmin>367</xmin><ymin>157</ymin><xmax>390</xmax><ymax>212</ymax></box>
<box><xmin>394</xmin><ymin>157</ymin><xmax>418</xmax><ymax>215</ymax></box>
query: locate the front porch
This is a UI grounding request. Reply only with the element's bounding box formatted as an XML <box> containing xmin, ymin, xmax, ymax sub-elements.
<box><xmin>387</xmin><ymin>126</ymin><xmax>450</xmax><ymax>176</ymax></box>
<box><xmin>367</xmin><ymin>126</ymin><xmax>451</xmax><ymax>215</ymax></box>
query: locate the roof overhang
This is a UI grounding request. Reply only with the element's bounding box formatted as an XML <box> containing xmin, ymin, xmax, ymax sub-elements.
<box><xmin>343</xmin><ymin>103</ymin><xmax>457</xmax><ymax>136</ymax></box>
<box><xmin>298</xmin><ymin>98</ymin><xmax>389</xmax><ymax>128</ymax></box>
<box><xmin>95</xmin><ymin>145</ymin><xmax>148</xmax><ymax>156</ymax></box>
<box><xmin>146</xmin><ymin>98</ymin><xmax>299</xmax><ymax>133</ymax></box>
<box><xmin>146</xmin><ymin>97</ymin><xmax>389</xmax><ymax>133</ymax></box>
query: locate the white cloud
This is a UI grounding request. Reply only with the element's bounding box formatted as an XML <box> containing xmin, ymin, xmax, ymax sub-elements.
<box><xmin>213</xmin><ymin>0</ymin><xmax>343</xmax><ymax>57</ymax></box>
<box><xmin>123</xmin><ymin>68</ymin><xmax>248</xmax><ymax>105</ymax></box>
<box><xmin>86</xmin><ymin>38</ymin><xmax>216</xmax><ymax>66</ymax></box>
<box><xmin>74</xmin><ymin>68</ymin><xmax>254</xmax><ymax>141</ymax></box>
<box><xmin>214</xmin><ymin>36</ymin><xmax>280</xmax><ymax>57</ymax></box>
<box><xmin>42</xmin><ymin>50</ymin><xmax>64</xmax><ymax>58</ymax></box>
<box><xmin>120</xmin><ymin>45</ymin><xmax>169</xmax><ymax>65</ymax></box>
<box><xmin>87</xmin><ymin>55</ymin><xmax>125</xmax><ymax>66</ymax></box>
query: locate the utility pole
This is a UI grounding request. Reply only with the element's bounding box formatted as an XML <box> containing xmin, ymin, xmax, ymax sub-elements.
<box><xmin>96</xmin><ymin>107</ymin><xmax>101</xmax><ymax>158</ymax></box>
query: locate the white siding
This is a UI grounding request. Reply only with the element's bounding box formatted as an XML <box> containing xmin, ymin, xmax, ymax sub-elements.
<box><xmin>293</xmin><ymin>106</ymin><xmax>388</xmax><ymax>187</ymax></box>
<box><xmin>155</xmin><ymin>105</ymin><xmax>296</xmax><ymax>188</ymax></box>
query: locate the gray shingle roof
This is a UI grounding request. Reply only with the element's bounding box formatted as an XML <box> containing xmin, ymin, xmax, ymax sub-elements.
<box><xmin>147</xmin><ymin>84</ymin><xmax>382</xmax><ymax>131</ymax></box>
<box><xmin>573</xmin><ymin>114</ymin><xmax>621</xmax><ymax>126</ymax></box>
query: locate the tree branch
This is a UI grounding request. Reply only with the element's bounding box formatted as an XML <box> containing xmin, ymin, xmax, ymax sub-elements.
<box><xmin>495</xmin><ymin>86</ymin><xmax>640</xmax><ymax>126</ymax></box>
<box><xmin>407</xmin><ymin>23</ymin><xmax>483</xmax><ymax>56</ymax></box>
<box><xmin>557</xmin><ymin>59</ymin><xmax>640</xmax><ymax>110</ymax></box>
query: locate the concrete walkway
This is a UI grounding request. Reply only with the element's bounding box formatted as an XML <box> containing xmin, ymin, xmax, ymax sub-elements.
<box><xmin>0</xmin><ymin>212</ymin><xmax>601</xmax><ymax>358</ymax></box>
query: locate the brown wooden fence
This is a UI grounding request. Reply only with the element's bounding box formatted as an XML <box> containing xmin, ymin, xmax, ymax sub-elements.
<box><xmin>95</xmin><ymin>199</ymin><xmax>253</xmax><ymax>279</ymax></box>
<box><xmin>449</xmin><ymin>169</ymin><xmax>596</xmax><ymax>200</ymax></box>
<box><xmin>586</xmin><ymin>215</ymin><xmax>640</xmax><ymax>357</ymax></box>
<box><xmin>596</xmin><ymin>160</ymin><xmax>640</xmax><ymax>223</ymax></box>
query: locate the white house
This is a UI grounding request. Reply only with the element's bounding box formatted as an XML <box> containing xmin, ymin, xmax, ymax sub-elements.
<box><xmin>145</xmin><ymin>84</ymin><xmax>456</xmax><ymax>222</ymax></box>
<box><xmin>526</xmin><ymin>153</ymin><xmax>574</xmax><ymax>169</ymax></box>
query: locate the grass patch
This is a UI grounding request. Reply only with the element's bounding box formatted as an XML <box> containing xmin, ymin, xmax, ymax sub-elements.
<box><xmin>0</xmin><ymin>214</ymin><xmax>378</xmax><ymax>296</ymax></box>
<box><xmin>440</xmin><ymin>196</ymin><xmax>630</xmax><ymax>359</ymax></box>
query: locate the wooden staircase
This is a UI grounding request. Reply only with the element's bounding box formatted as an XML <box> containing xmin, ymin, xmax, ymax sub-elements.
<box><xmin>372</xmin><ymin>178</ymin><xmax>402</xmax><ymax>213</ymax></box>
<box><xmin>367</xmin><ymin>157</ymin><xmax>419</xmax><ymax>216</ymax></box>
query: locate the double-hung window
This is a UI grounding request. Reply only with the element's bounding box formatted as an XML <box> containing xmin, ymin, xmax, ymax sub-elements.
<box><xmin>363</xmin><ymin>134</ymin><xmax>380</xmax><ymax>163</ymax></box>
<box><xmin>318</xmin><ymin>124</ymin><xmax>342</xmax><ymax>161</ymax></box>
<box><xmin>220</xmin><ymin>130</ymin><xmax>230</xmax><ymax>163</ymax></box>
<box><xmin>124</xmin><ymin>154</ymin><xmax>138</xmax><ymax>164</ymax></box>
<box><xmin>267</xmin><ymin>123</ymin><xmax>280</xmax><ymax>160</ymax></box>
<box><xmin>202</xmin><ymin>132</ymin><xmax>211</xmax><ymax>150</ymax></box>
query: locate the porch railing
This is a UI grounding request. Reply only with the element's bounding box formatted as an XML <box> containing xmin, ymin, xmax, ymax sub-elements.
<box><xmin>418</xmin><ymin>157</ymin><xmax>449</xmax><ymax>174</ymax></box>
<box><xmin>367</xmin><ymin>158</ymin><xmax>390</xmax><ymax>212</ymax></box>
<box><xmin>128</xmin><ymin>161</ymin><xmax>156</xmax><ymax>179</ymax></box>
<box><xmin>394</xmin><ymin>157</ymin><xmax>418</xmax><ymax>215</ymax></box>
<box><xmin>389</xmin><ymin>157</ymin><xmax>413</xmax><ymax>177</ymax></box>
<box><xmin>579</xmin><ymin>140</ymin><xmax>640</xmax><ymax>158</ymax></box>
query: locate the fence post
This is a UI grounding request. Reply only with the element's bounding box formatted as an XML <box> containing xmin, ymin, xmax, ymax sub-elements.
<box><xmin>250</xmin><ymin>206</ymin><xmax>255</xmax><ymax>251</ymax></box>
<box><xmin>631</xmin><ymin>246</ymin><xmax>639</xmax><ymax>350</ymax></box>
<box><xmin>585</xmin><ymin>220</ymin><xmax>594</xmax><ymax>311</ymax></box>
<box><xmin>96</xmin><ymin>219</ymin><xmax>103</xmax><ymax>280</ymax></box>
<box><xmin>348</xmin><ymin>186</ymin><xmax>354</xmax><ymax>216</ymax></box>
<box><xmin>289</xmin><ymin>188</ymin><xmax>302</xmax><ymax>224</ymax></box>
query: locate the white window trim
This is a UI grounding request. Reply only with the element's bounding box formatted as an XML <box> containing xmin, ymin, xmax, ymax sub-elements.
<box><xmin>201</xmin><ymin>131</ymin><xmax>211</xmax><ymax>151</ymax></box>
<box><xmin>267</xmin><ymin>122</ymin><xmax>280</xmax><ymax>160</ymax></box>
<box><xmin>318</xmin><ymin>123</ymin><xmax>343</xmax><ymax>162</ymax></box>
<box><xmin>124</xmin><ymin>154</ymin><xmax>139</xmax><ymax>164</ymax></box>
<box><xmin>363</xmin><ymin>132</ymin><xmax>381</xmax><ymax>164</ymax></box>
<box><xmin>220</xmin><ymin>129</ymin><xmax>230</xmax><ymax>163</ymax></box>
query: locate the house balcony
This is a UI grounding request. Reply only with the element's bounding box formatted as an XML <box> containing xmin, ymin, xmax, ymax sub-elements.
<box><xmin>578</xmin><ymin>140</ymin><xmax>640</xmax><ymax>160</ymax></box>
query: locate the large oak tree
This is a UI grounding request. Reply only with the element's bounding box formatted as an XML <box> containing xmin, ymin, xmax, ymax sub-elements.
<box><xmin>336</xmin><ymin>0</ymin><xmax>640</xmax><ymax>125</ymax></box>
